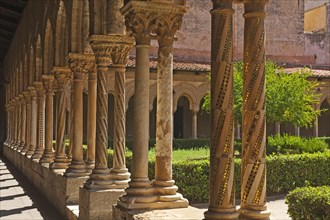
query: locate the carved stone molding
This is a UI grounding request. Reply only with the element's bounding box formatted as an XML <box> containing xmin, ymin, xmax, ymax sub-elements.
<box><xmin>34</xmin><ymin>81</ymin><xmax>45</xmax><ymax>96</ymax></box>
<box><xmin>42</xmin><ymin>75</ymin><xmax>56</xmax><ymax>94</ymax></box>
<box><xmin>52</xmin><ymin>67</ymin><xmax>72</xmax><ymax>90</ymax></box>
<box><xmin>67</xmin><ymin>53</ymin><xmax>96</xmax><ymax>79</ymax></box>
<box><xmin>28</xmin><ymin>86</ymin><xmax>37</xmax><ymax>99</ymax></box>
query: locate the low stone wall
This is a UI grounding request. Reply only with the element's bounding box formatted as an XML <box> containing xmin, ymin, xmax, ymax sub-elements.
<box><xmin>3</xmin><ymin>146</ymin><xmax>87</xmax><ymax>220</ymax></box>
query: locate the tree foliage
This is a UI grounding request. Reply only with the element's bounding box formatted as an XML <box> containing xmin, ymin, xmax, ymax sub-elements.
<box><xmin>202</xmin><ymin>61</ymin><xmax>323</xmax><ymax>128</ymax></box>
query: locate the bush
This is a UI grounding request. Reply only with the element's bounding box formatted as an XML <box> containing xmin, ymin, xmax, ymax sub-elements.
<box><xmin>267</xmin><ymin>134</ymin><xmax>328</xmax><ymax>155</ymax></box>
<box><xmin>316</xmin><ymin>137</ymin><xmax>330</xmax><ymax>148</ymax></box>
<box><xmin>106</xmin><ymin>150</ymin><xmax>330</xmax><ymax>203</ymax></box>
<box><xmin>286</xmin><ymin>186</ymin><xmax>330</xmax><ymax>220</ymax></box>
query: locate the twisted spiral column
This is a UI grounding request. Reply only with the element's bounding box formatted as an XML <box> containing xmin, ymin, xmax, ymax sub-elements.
<box><xmin>18</xmin><ymin>95</ymin><xmax>26</xmax><ymax>151</ymax></box>
<box><xmin>239</xmin><ymin>0</ymin><xmax>270</xmax><ymax>219</ymax></box>
<box><xmin>32</xmin><ymin>82</ymin><xmax>46</xmax><ymax>160</ymax></box>
<box><xmin>26</xmin><ymin>87</ymin><xmax>37</xmax><ymax>157</ymax></box>
<box><xmin>50</xmin><ymin>68</ymin><xmax>72</xmax><ymax>170</ymax></box>
<box><xmin>22</xmin><ymin>92</ymin><xmax>31</xmax><ymax>154</ymax></box>
<box><xmin>40</xmin><ymin>75</ymin><xmax>56</xmax><ymax>163</ymax></box>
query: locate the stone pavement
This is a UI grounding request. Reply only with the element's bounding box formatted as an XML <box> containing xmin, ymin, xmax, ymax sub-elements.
<box><xmin>0</xmin><ymin>154</ymin><xmax>291</xmax><ymax>220</ymax></box>
<box><xmin>0</xmin><ymin>156</ymin><xmax>63</xmax><ymax>220</ymax></box>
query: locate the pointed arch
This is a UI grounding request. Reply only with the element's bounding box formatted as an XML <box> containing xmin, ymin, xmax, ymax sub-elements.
<box><xmin>69</xmin><ymin>0</ymin><xmax>82</xmax><ymax>53</ymax></box>
<box><xmin>55</xmin><ymin>0</ymin><xmax>68</xmax><ymax>66</ymax></box>
<box><xmin>36</xmin><ymin>34</ymin><xmax>42</xmax><ymax>80</ymax></box>
<box><xmin>44</xmin><ymin>19</ymin><xmax>53</xmax><ymax>74</ymax></box>
<box><xmin>23</xmin><ymin>54</ymin><xmax>28</xmax><ymax>90</ymax></box>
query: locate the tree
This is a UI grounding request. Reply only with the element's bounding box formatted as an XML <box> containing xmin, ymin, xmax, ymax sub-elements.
<box><xmin>202</xmin><ymin>61</ymin><xmax>323</xmax><ymax>128</ymax></box>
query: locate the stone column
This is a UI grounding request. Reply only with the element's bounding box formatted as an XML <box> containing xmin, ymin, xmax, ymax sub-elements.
<box><xmin>32</xmin><ymin>82</ymin><xmax>46</xmax><ymax>159</ymax></box>
<box><xmin>26</xmin><ymin>87</ymin><xmax>37</xmax><ymax>157</ymax></box>
<box><xmin>84</xmin><ymin>36</ymin><xmax>113</xmax><ymax>189</ymax></box>
<box><xmin>40</xmin><ymin>75</ymin><xmax>56</xmax><ymax>163</ymax></box>
<box><xmin>204</xmin><ymin>1</ymin><xmax>238</xmax><ymax>219</ymax></box>
<box><xmin>86</xmin><ymin>70</ymin><xmax>97</xmax><ymax>172</ymax></box>
<box><xmin>109</xmin><ymin>36</ymin><xmax>134</xmax><ymax>187</ymax></box>
<box><xmin>22</xmin><ymin>92</ymin><xmax>31</xmax><ymax>154</ymax></box>
<box><xmin>239</xmin><ymin>0</ymin><xmax>270</xmax><ymax>219</ymax></box>
<box><xmin>4</xmin><ymin>104</ymin><xmax>10</xmax><ymax>147</ymax></box>
<box><xmin>192</xmin><ymin>110</ymin><xmax>198</xmax><ymax>139</ymax></box>
<box><xmin>65</xmin><ymin>53</ymin><xmax>95</xmax><ymax>177</ymax></box>
<box><xmin>50</xmin><ymin>67</ymin><xmax>72</xmax><ymax>170</ymax></box>
<box><xmin>118</xmin><ymin>5</ymin><xmax>156</xmax><ymax>209</ymax></box>
<box><xmin>294</xmin><ymin>126</ymin><xmax>300</xmax><ymax>137</ymax></box>
<box><xmin>14</xmin><ymin>97</ymin><xmax>21</xmax><ymax>150</ymax></box>
<box><xmin>152</xmin><ymin>8</ymin><xmax>188</xmax><ymax>208</ymax></box>
<box><xmin>313</xmin><ymin>105</ymin><xmax>319</xmax><ymax>137</ymax></box>
<box><xmin>18</xmin><ymin>94</ymin><xmax>26</xmax><ymax>151</ymax></box>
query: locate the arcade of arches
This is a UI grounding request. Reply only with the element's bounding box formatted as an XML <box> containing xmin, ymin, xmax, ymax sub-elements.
<box><xmin>1</xmin><ymin>0</ymin><xmax>329</xmax><ymax>220</ymax></box>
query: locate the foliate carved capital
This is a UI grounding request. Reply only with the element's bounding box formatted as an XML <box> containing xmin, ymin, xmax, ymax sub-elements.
<box><xmin>110</xmin><ymin>41</ymin><xmax>134</xmax><ymax>66</ymax></box>
<box><xmin>52</xmin><ymin>67</ymin><xmax>72</xmax><ymax>90</ymax></box>
<box><xmin>121</xmin><ymin>1</ymin><xmax>187</xmax><ymax>45</ymax></box>
<box><xmin>89</xmin><ymin>35</ymin><xmax>113</xmax><ymax>67</ymax></box>
<box><xmin>18</xmin><ymin>94</ymin><xmax>25</xmax><ymax>104</ymax></box>
<box><xmin>153</xmin><ymin>13</ymin><xmax>184</xmax><ymax>57</ymax></box>
<box><xmin>42</xmin><ymin>75</ymin><xmax>56</xmax><ymax>93</ymax></box>
<box><xmin>88</xmin><ymin>72</ymin><xmax>97</xmax><ymax>80</ymax></box>
<box><xmin>23</xmin><ymin>91</ymin><xmax>30</xmax><ymax>101</ymax></box>
<box><xmin>34</xmin><ymin>81</ymin><xmax>46</xmax><ymax>96</ymax></box>
<box><xmin>28</xmin><ymin>86</ymin><xmax>37</xmax><ymax>100</ymax></box>
<box><xmin>67</xmin><ymin>53</ymin><xmax>96</xmax><ymax>79</ymax></box>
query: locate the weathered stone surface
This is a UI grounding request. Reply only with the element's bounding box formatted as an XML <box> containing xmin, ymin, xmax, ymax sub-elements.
<box><xmin>79</xmin><ymin>187</ymin><xmax>125</xmax><ymax>220</ymax></box>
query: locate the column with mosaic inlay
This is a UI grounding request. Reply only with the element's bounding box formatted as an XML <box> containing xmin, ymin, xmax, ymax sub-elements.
<box><xmin>239</xmin><ymin>0</ymin><xmax>270</xmax><ymax>219</ymax></box>
<box><xmin>204</xmin><ymin>1</ymin><xmax>238</xmax><ymax>219</ymax></box>
<box><xmin>26</xmin><ymin>87</ymin><xmax>37</xmax><ymax>157</ymax></box>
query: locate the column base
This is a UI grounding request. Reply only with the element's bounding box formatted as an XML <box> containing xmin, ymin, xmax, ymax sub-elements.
<box><xmin>50</xmin><ymin>156</ymin><xmax>70</xmax><ymax>170</ymax></box>
<box><xmin>85</xmin><ymin>160</ymin><xmax>95</xmax><ymax>173</ymax></box>
<box><xmin>25</xmin><ymin>147</ymin><xmax>36</xmax><ymax>157</ymax></box>
<box><xmin>238</xmin><ymin>206</ymin><xmax>271</xmax><ymax>220</ymax></box>
<box><xmin>79</xmin><ymin>186</ymin><xmax>125</xmax><ymax>220</ymax></box>
<box><xmin>31</xmin><ymin>150</ymin><xmax>44</xmax><ymax>160</ymax></box>
<box><xmin>204</xmin><ymin>207</ymin><xmax>239</xmax><ymax>220</ymax></box>
<box><xmin>84</xmin><ymin>169</ymin><xmax>128</xmax><ymax>190</ymax></box>
<box><xmin>17</xmin><ymin>142</ymin><xmax>25</xmax><ymax>151</ymax></box>
<box><xmin>39</xmin><ymin>152</ymin><xmax>55</xmax><ymax>164</ymax></box>
<box><xmin>64</xmin><ymin>161</ymin><xmax>89</xmax><ymax>177</ymax></box>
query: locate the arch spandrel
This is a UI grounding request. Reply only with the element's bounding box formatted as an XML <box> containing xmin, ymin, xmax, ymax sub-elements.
<box><xmin>44</xmin><ymin>19</ymin><xmax>54</xmax><ymax>74</ymax></box>
<box><xmin>55</xmin><ymin>1</ymin><xmax>68</xmax><ymax>66</ymax></box>
<box><xmin>173</xmin><ymin>82</ymin><xmax>199</xmax><ymax>113</ymax></box>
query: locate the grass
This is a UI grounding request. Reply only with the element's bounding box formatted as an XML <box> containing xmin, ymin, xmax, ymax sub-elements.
<box><xmin>148</xmin><ymin>147</ymin><xmax>210</xmax><ymax>162</ymax></box>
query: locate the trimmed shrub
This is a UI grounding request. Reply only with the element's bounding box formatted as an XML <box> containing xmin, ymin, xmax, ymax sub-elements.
<box><xmin>316</xmin><ymin>137</ymin><xmax>330</xmax><ymax>147</ymax></box>
<box><xmin>286</xmin><ymin>186</ymin><xmax>330</xmax><ymax>220</ymax></box>
<box><xmin>267</xmin><ymin>134</ymin><xmax>328</xmax><ymax>155</ymax></box>
<box><xmin>106</xmin><ymin>150</ymin><xmax>330</xmax><ymax>203</ymax></box>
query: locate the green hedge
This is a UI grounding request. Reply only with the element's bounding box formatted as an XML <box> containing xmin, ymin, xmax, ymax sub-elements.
<box><xmin>267</xmin><ymin>134</ymin><xmax>329</xmax><ymax>155</ymax></box>
<box><xmin>286</xmin><ymin>186</ymin><xmax>330</xmax><ymax>220</ymax></box>
<box><xmin>106</xmin><ymin>151</ymin><xmax>330</xmax><ymax>203</ymax></box>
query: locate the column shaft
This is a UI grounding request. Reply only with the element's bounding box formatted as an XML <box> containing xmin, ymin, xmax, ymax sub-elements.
<box><xmin>22</xmin><ymin>96</ymin><xmax>31</xmax><ymax>153</ymax></box>
<box><xmin>192</xmin><ymin>111</ymin><xmax>198</xmax><ymax>139</ymax></box>
<box><xmin>14</xmin><ymin>99</ymin><xmax>21</xmax><ymax>149</ymax></box>
<box><xmin>86</xmin><ymin>73</ymin><xmax>97</xmax><ymax>171</ymax></box>
<box><xmin>205</xmin><ymin>1</ymin><xmax>238</xmax><ymax>219</ymax></box>
<box><xmin>19</xmin><ymin>99</ymin><xmax>26</xmax><ymax>150</ymax></box>
<box><xmin>240</xmin><ymin>0</ymin><xmax>270</xmax><ymax>219</ymax></box>
<box><xmin>26</xmin><ymin>88</ymin><xmax>37</xmax><ymax>157</ymax></box>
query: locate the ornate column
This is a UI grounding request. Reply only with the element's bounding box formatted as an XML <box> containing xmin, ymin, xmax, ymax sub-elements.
<box><xmin>40</xmin><ymin>75</ymin><xmax>56</xmax><ymax>163</ymax></box>
<box><xmin>26</xmin><ymin>87</ymin><xmax>37</xmax><ymax>157</ymax></box>
<box><xmin>65</xmin><ymin>53</ymin><xmax>95</xmax><ymax>177</ymax></box>
<box><xmin>118</xmin><ymin>3</ymin><xmax>156</xmax><ymax>208</ymax></box>
<box><xmin>50</xmin><ymin>67</ymin><xmax>72</xmax><ymax>170</ymax></box>
<box><xmin>152</xmin><ymin>5</ymin><xmax>188</xmax><ymax>208</ymax></box>
<box><xmin>84</xmin><ymin>36</ymin><xmax>113</xmax><ymax>189</ymax></box>
<box><xmin>13</xmin><ymin>97</ymin><xmax>21</xmax><ymax>150</ymax></box>
<box><xmin>109</xmin><ymin>36</ymin><xmax>134</xmax><ymax>186</ymax></box>
<box><xmin>32</xmin><ymin>82</ymin><xmax>46</xmax><ymax>159</ymax></box>
<box><xmin>239</xmin><ymin>0</ymin><xmax>270</xmax><ymax>219</ymax></box>
<box><xmin>22</xmin><ymin>92</ymin><xmax>31</xmax><ymax>154</ymax></box>
<box><xmin>18</xmin><ymin>94</ymin><xmax>26</xmax><ymax>151</ymax></box>
<box><xmin>205</xmin><ymin>1</ymin><xmax>238</xmax><ymax>219</ymax></box>
<box><xmin>86</xmin><ymin>67</ymin><xmax>97</xmax><ymax>172</ymax></box>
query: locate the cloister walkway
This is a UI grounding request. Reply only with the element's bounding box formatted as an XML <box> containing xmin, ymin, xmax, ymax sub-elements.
<box><xmin>0</xmin><ymin>156</ymin><xmax>63</xmax><ymax>220</ymax></box>
<box><xmin>0</xmin><ymin>153</ymin><xmax>291</xmax><ymax>220</ymax></box>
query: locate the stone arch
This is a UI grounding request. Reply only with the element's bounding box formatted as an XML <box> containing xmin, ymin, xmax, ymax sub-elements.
<box><xmin>55</xmin><ymin>0</ymin><xmax>68</xmax><ymax>66</ymax></box>
<box><xmin>70</xmin><ymin>0</ymin><xmax>83</xmax><ymax>53</ymax></box>
<box><xmin>23</xmin><ymin>54</ymin><xmax>28</xmax><ymax>90</ymax></box>
<box><xmin>196</xmin><ymin>81</ymin><xmax>210</xmax><ymax>109</ymax></box>
<box><xmin>28</xmin><ymin>46</ymin><xmax>35</xmax><ymax>86</ymax></box>
<box><xmin>173</xmin><ymin>83</ymin><xmax>199</xmax><ymax>113</ymax></box>
<box><xmin>43</xmin><ymin>19</ymin><xmax>53</xmax><ymax>74</ymax></box>
<box><xmin>82</xmin><ymin>0</ymin><xmax>92</xmax><ymax>53</ymax></box>
<box><xmin>125</xmin><ymin>80</ymin><xmax>135</xmax><ymax>111</ymax></box>
<box><xmin>149</xmin><ymin>82</ymin><xmax>157</xmax><ymax>111</ymax></box>
<box><xmin>35</xmin><ymin>35</ymin><xmax>42</xmax><ymax>80</ymax></box>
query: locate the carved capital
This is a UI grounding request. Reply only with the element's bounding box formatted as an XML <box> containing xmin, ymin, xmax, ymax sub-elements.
<box><xmin>67</xmin><ymin>53</ymin><xmax>96</xmax><ymax>79</ymax></box>
<box><xmin>110</xmin><ymin>41</ymin><xmax>134</xmax><ymax>66</ymax></box>
<box><xmin>42</xmin><ymin>75</ymin><xmax>56</xmax><ymax>93</ymax></box>
<box><xmin>28</xmin><ymin>86</ymin><xmax>37</xmax><ymax>100</ymax></box>
<box><xmin>88</xmin><ymin>72</ymin><xmax>97</xmax><ymax>80</ymax></box>
<box><xmin>52</xmin><ymin>67</ymin><xmax>72</xmax><ymax>90</ymax></box>
<box><xmin>23</xmin><ymin>91</ymin><xmax>30</xmax><ymax>101</ymax></box>
<box><xmin>18</xmin><ymin>94</ymin><xmax>25</xmax><ymax>104</ymax></box>
<box><xmin>243</xmin><ymin>0</ymin><xmax>268</xmax><ymax>15</ymax></box>
<box><xmin>34</xmin><ymin>81</ymin><xmax>46</xmax><ymax>96</ymax></box>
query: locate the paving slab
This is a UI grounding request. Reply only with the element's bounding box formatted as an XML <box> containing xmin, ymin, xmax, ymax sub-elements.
<box><xmin>0</xmin><ymin>157</ymin><xmax>63</xmax><ymax>220</ymax></box>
